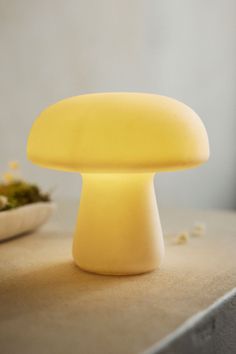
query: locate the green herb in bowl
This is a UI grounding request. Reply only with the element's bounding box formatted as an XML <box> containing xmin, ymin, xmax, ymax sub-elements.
<box><xmin>0</xmin><ymin>161</ymin><xmax>50</xmax><ymax>212</ymax></box>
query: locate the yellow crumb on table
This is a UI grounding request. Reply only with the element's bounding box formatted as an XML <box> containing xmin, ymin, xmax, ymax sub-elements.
<box><xmin>174</xmin><ymin>231</ymin><xmax>189</xmax><ymax>245</ymax></box>
<box><xmin>191</xmin><ymin>222</ymin><xmax>206</xmax><ymax>236</ymax></box>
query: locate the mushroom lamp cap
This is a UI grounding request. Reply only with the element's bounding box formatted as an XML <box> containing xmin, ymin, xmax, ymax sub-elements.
<box><xmin>27</xmin><ymin>93</ymin><xmax>209</xmax><ymax>172</ymax></box>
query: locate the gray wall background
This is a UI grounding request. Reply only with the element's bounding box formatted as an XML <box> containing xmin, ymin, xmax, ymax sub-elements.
<box><xmin>0</xmin><ymin>0</ymin><xmax>235</xmax><ymax>209</ymax></box>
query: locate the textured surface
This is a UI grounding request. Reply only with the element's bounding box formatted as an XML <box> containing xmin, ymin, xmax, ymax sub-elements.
<box><xmin>0</xmin><ymin>202</ymin><xmax>236</xmax><ymax>354</ymax></box>
<box><xmin>146</xmin><ymin>289</ymin><xmax>236</xmax><ymax>354</ymax></box>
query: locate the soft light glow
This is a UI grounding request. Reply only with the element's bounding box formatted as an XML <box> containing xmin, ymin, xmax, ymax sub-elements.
<box><xmin>73</xmin><ymin>173</ymin><xmax>164</xmax><ymax>274</ymax></box>
<box><xmin>27</xmin><ymin>93</ymin><xmax>209</xmax><ymax>275</ymax></box>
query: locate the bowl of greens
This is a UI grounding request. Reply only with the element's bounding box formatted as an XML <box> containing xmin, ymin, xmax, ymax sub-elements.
<box><xmin>0</xmin><ymin>161</ymin><xmax>55</xmax><ymax>241</ymax></box>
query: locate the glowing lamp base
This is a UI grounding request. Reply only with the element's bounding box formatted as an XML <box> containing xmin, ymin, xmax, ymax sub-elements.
<box><xmin>73</xmin><ymin>173</ymin><xmax>164</xmax><ymax>275</ymax></box>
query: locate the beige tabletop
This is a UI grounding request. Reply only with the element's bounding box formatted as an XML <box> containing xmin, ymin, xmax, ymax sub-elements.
<box><xmin>0</xmin><ymin>201</ymin><xmax>236</xmax><ymax>354</ymax></box>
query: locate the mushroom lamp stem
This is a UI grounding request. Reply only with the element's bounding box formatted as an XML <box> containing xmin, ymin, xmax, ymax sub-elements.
<box><xmin>73</xmin><ymin>173</ymin><xmax>164</xmax><ymax>275</ymax></box>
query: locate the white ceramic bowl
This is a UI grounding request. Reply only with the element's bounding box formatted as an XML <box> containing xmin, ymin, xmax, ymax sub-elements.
<box><xmin>0</xmin><ymin>202</ymin><xmax>56</xmax><ymax>241</ymax></box>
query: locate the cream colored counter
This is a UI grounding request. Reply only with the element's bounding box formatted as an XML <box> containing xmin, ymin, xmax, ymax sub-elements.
<box><xmin>0</xmin><ymin>201</ymin><xmax>235</xmax><ymax>354</ymax></box>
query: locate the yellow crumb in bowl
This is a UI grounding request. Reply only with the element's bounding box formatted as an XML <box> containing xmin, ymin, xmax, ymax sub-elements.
<box><xmin>174</xmin><ymin>231</ymin><xmax>189</xmax><ymax>245</ymax></box>
<box><xmin>8</xmin><ymin>161</ymin><xmax>20</xmax><ymax>170</ymax></box>
<box><xmin>2</xmin><ymin>173</ymin><xmax>15</xmax><ymax>184</ymax></box>
<box><xmin>0</xmin><ymin>195</ymin><xmax>8</xmax><ymax>210</ymax></box>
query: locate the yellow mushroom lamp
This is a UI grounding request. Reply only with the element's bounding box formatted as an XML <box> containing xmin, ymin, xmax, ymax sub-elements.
<box><xmin>27</xmin><ymin>93</ymin><xmax>209</xmax><ymax>275</ymax></box>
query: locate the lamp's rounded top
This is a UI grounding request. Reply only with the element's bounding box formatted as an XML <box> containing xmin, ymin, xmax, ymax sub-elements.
<box><xmin>27</xmin><ymin>93</ymin><xmax>209</xmax><ymax>172</ymax></box>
